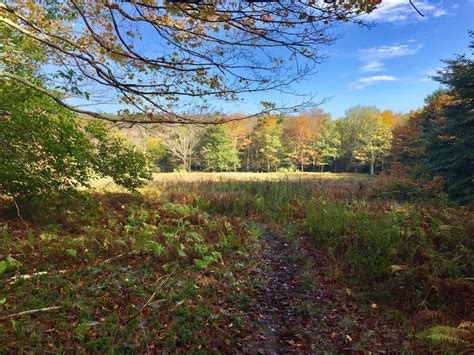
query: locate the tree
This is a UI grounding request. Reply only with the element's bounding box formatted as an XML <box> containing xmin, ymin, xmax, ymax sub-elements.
<box><xmin>0</xmin><ymin>0</ymin><xmax>382</xmax><ymax>124</ymax></box>
<box><xmin>0</xmin><ymin>80</ymin><xmax>151</xmax><ymax>200</ymax></box>
<box><xmin>145</xmin><ymin>137</ymin><xmax>169</xmax><ymax>172</ymax></box>
<box><xmin>424</xmin><ymin>36</ymin><xmax>474</xmax><ymax>202</ymax></box>
<box><xmin>282</xmin><ymin>111</ymin><xmax>326</xmax><ymax>171</ymax></box>
<box><xmin>225</xmin><ymin>116</ymin><xmax>256</xmax><ymax>172</ymax></box>
<box><xmin>380</xmin><ymin>110</ymin><xmax>405</xmax><ymax>128</ymax></box>
<box><xmin>251</xmin><ymin>116</ymin><xmax>285</xmax><ymax>172</ymax></box>
<box><xmin>336</xmin><ymin>106</ymin><xmax>381</xmax><ymax>172</ymax></box>
<box><xmin>391</xmin><ymin>110</ymin><xmax>426</xmax><ymax>177</ymax></box>
<box><xmin>202</xmin><ymin>126</ymin><xmax>240</xmax><ymax>172</ymax></box>
<box><xmin>156</xmin><ymin>126</ymin><xmax>204</xmax><ymax>172</ymax></box>
<box><xmin>352</xmin><ymin>111</ymin><xmax>392</xmax><ymax>175</ymax></box>
<box><xmin>315</xmin><ymin>118</ymin><xmax>341</xmax><ymax>172</ymax></box>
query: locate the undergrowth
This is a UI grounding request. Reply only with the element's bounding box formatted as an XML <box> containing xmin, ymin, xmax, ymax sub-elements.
<box><xmin>1</xmin><ymin>175</ymin><xmax>472</xmax><ymax>352</ymax></box>
<box><xmin>0</xmin><ymin>192</ymin><xmax>257</xmax><ymax>352</ymax></box>
<box><xmin>159</xmin><ymin>177</ymin><xmax>474</xmax><ymax>352</ymax></box>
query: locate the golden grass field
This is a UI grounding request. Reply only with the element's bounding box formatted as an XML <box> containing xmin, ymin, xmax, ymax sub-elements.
<box><xmin>92</xmin><ymin>172</ymin><xmax>371</xmax><ymax>192</ymax></box>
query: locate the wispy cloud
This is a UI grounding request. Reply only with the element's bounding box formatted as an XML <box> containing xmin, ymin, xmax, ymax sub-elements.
<box><xmin>361</xmin><ymin>61</ymin><xmax>386</xmax><ymax>73</ymax></box>
<box><xmin>350</xmin><ymin>75</ymin><xmax>398</xmax><ymax>90</ymax></box>
<box><xmin>358</xmin><ymin>42</ymin><xmax>423</xmax><ymax>72</ymax></box>
<box><xmin>366</xmin><ymin>0</ymin><xmax>446</xmax><ymax>23</ymax></box>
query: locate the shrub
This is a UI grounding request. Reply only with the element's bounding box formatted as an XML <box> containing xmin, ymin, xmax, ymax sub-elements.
<box><xmin>0</xmin><ymin>81</ymin><xmax>151</xmax><ymax>200</ymax></box>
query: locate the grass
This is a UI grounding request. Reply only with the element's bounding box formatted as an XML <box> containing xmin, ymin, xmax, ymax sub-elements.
<box><xmin>1</xmin><ymin>173</ymin><xmax>473</xmax><ymax>352</ymax></box>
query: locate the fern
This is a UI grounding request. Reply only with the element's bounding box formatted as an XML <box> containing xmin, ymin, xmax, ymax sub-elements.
<box><xmin>416</xmin><ymin>326</ymin><xmax>470</xmax><ymax>345</ymax></box>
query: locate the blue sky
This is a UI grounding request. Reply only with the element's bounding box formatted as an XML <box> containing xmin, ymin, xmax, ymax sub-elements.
<box><xmin>232</xmin><ymin>0</ymin><xmax>474</xmax><ymax>118</ymax></box>
<box><xmin>66</xmin><ymin>0</ymin><xmax>473</xmax><ymax>120</ymax></box>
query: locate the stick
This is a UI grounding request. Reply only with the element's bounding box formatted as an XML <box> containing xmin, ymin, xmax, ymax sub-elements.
<box><xmin>8</xmin><ymin>270</ymin><xmax>67</xmax><ymax>284</ymax></box>
<box><xmin>120</xmin><ymin>273</ymin><xmax>172</xmax><ymax>325</ymax></box>
<box><xmin>0</xmin><ymin>306</ymin><xmax>62</xmax><ymax>321</ymax></box>
<box><xmin>12</xmin><ymin>198</ymin><xmax>28</xmax><ymax>228</ymax></box>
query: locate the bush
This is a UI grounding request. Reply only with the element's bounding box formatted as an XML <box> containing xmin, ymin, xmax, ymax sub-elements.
<box><xmin>0</xmin><ymin>80</ymin><xmax>151</xmax><ymax>200</ymax></box>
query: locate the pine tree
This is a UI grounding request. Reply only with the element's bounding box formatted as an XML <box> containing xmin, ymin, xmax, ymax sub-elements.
<box><xmin>425</xmin><ymin>34</ymin><xmax>474</xmax><ymax>202</ymax></box>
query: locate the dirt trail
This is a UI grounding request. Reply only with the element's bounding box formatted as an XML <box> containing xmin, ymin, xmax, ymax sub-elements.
<box><xmin>237</xmin><ymin>228</ymin><xmax>404</xmax><ymax>354</ymax></box>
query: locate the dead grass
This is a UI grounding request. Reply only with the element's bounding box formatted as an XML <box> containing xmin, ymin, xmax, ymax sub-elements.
<box><xmin>91</xmin><ymin>172</ymin><xmax>371</xmax><ymax>192</ymax></box>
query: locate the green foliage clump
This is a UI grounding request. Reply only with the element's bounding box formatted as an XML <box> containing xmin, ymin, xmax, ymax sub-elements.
<box><xmin>202</xmin><ymin>125</ymin><xmax>240</xmax><ymax>172</ymax></box>
<box><xmin>0</xmin><ymin>81</ymin><xmax>151</xmax><ymax>199</ymax></box>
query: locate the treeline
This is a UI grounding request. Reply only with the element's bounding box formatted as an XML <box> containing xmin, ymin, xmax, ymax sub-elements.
<box><xmin>143</xmin><ymin>108</ymin><xmax>407</xmax><ymax>175</ymax></box>
<box><xmin>390</xmin><ymin>38</ymin><xmax>473</xmax><ymax>203</ymax></box>
<box><xmin>139</xmin><ymin>33</ymin><xmax>472</xmax><ymax>203</ymax></box>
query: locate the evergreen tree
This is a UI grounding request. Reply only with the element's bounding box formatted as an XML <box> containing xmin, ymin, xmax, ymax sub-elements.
<box><xmin>425</xmin><ymin>35</ymin><xmax>474</xmax><ymax>202</ymax></box>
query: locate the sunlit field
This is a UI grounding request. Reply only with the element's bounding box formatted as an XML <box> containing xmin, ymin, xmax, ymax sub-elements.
<box><xmin>92</xmin><ymin>172</ymin><xmax>371</xmax><ymax>192</ymax></box>
<box><xmin>1</xmin><ymin>173</ymin><xmax>472</xmax><ymax>353</ymax></box>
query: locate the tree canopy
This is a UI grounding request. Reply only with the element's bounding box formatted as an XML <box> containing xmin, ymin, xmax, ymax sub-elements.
<box><xmin>0</xmin><ymin>0</ymin><xmax>383</xmax><ymax>124</ymax></box>
<box><xmin>0</xmin><ymin>80</ymin><xmax>151</xmax><ymax>200</ymax></box>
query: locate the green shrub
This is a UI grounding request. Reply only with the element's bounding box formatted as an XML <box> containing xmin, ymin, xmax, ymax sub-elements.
<box><xmin>0</xmin><ymin>80</ymin><xmax>151</xmax><ymax>200</ymax></box>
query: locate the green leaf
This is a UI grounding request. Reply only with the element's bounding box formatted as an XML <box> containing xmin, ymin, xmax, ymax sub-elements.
<box><xmin>66</xmin><ymin>248</ymin><xmax>77</xmax><ymax>257</ymax></box>
<box><xmin>0</xmin><ymin>261</ymin><xmax>7</xmax><ymax>275</ymax></box>
<box><xmin>144</xmin><ymin>240</ymin><xmax>165</xmax><ymax>256</ymax></box>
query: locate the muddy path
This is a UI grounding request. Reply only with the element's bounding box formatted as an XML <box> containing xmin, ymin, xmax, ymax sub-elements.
<box><xmin>237</xmin><ymin>228</ymin><xmax>405</xmax><ymax>354</ymax></box>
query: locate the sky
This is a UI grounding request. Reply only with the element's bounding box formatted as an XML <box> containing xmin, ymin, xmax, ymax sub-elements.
<box><xmin>233</xmin><ymin>0</ymin><xmax>474</xmax><ymax>119</ymax></box>
<box><xmin>64</xmin><ymin>0</ymin><xmax>474</xmax><ymax>120</ymax></box>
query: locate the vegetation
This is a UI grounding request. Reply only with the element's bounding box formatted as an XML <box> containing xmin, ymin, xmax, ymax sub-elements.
<box><xmin>0</xmin><ymin>81</ymin><xmax>151</xmax><ymax>200</ymax></box>
<box><xmin>0</xmin><ymin>1</ymin><xmax>472</xmax><ymax>353</ymax></box>
<box><xmin>1</xmin><ymin>175</ymin><xmax>473</xmax><ymax>352</ymax></box>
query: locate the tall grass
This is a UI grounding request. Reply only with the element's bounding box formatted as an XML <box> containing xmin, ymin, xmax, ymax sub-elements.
<box><xmin>159</xmin><ymin>175</ymin><xmax>473</xmax><ymax>351</ymax></box>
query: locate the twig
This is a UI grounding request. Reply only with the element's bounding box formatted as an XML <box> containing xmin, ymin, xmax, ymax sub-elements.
<box><xmin>409</xmin><ymin>0</ymin><xmax>425</xmax><ymax>17</ymax></box>
<box><xmin>120</xmin><ymin>273</ymin><xmax>173</xmax><ymax>325</ymax></box>
<box><xmin>0</xmin><ymin>306</ymin><xmax>62</xmax><ymax>321</ymax></box>
<box><xmin>8</xmin><ymin>270</ymin><xmax>67</xmax><ymax>284</ymax></box>
<box><xmin>12</xmin><ymin>198</ymin><xmax>28</xmax><ymax>228</ymax></box>
<box><xmin>98</xmin><ymin>251</ymin><xmax>139</xmax><ymax>265</ymax></box>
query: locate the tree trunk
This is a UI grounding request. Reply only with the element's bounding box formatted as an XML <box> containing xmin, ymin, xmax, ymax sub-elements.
<box><xmin>370</xmin><ymin>160</ymin><xmax>375</xmax><ymax>175</ymax></box>
<box><xmin>246</xmin><ymin>150</ymin><xmax>250</xmax><ymax>172</ymax></box>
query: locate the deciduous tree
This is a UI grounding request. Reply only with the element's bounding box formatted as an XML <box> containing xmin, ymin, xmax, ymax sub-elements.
<box><xmin>0</xmin><ymin>80</ymin><xmax>151</xmax><ymax>200</ymax></box>
<box><xmin>0</xmin><ymin>0</ymin><xmax>381</xmax><ymax>124</ymax></box>
<box><xmin>352</xmin><ymin>111</ymin><xmax>392</xmax><ymax>175</ymax></box>
<box><xmin>202</xmin><ymin>126</ymin><xmax>240</xmax><ymax>172</ymax></box>
<box><xmin>282</xmin><ymin>111</ymin><xmax>326</xmax><ymax>171</ymax></box>
<box><xmin>315</xmin><ymin>118</ymin><xmax>341</xmax><ymax>172</ymax></box>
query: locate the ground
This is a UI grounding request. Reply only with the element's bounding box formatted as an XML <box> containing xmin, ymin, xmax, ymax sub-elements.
<box><xmin>1</xmin><ymin>173</ymin><xmax>472</xmax><ymax>352</ymax></box>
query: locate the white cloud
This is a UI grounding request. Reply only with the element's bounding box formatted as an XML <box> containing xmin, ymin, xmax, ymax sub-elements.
<box><xmin>361</xmin><ymin>61</ymin><xmax>385</xmax><ymax>72</ymax></box>
<box><xmin>366</xmin><ymin>0</ymin><xmax>446</xmax><ymax>23</ymax></box>
<box><xmin>358</xmin><ymin>42</ymin><xmax>423</xmax><ymax>72</ymax></box>
<box><xmin>359</xmin><ymin>43</ymin><xmax>424</xmax><ymax>61</ymax></box>
<box><xmin>350</xmin><ymin>75</ymin><xmax>398</xmax><ymax>90</ymax></box>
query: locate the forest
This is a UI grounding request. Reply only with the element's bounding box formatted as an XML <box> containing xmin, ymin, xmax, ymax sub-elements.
<box><xmin>0</xmin><ymin>0</ymin><xmax>473</xmax><ymax>353</ymax></box>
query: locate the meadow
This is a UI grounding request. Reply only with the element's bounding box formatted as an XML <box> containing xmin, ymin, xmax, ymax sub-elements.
<box><xmin>1</xmin><ymin>173</ymin><xmax>472</xmax><ymax>353</ymax></box>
